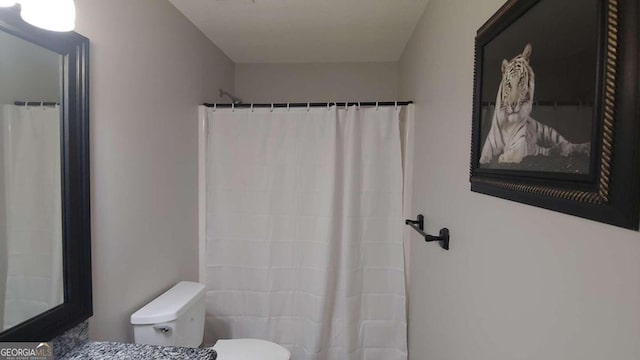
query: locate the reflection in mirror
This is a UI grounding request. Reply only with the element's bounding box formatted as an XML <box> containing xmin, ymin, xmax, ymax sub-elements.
<box><xmin>0</xmin><ymin>30</ymin><xmax>63</xmax><ymax>331</ymax></box>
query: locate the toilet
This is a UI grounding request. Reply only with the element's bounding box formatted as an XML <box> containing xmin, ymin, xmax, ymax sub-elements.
<box><xmin>130</xmin><ymin>281</ymin><xmax>291</xmax><ymax>360</ymax></box>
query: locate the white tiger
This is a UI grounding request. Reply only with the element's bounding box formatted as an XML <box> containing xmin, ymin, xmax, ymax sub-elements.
<box><xmin>479</xmin><ymin>44</ymin><xmax>590</xmax><ymax>164</ymax></box>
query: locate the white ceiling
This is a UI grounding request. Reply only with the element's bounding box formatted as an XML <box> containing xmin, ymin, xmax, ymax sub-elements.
<box><xmin>168</xmin><ymin>0</ymin><xmax>429</xmax><ymax>64</ymax></box>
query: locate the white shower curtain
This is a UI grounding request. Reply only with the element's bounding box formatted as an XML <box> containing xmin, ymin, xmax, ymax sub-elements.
<box><xmin>204</xmin><ymin>105</ymin><xmax>408</xmax><ymax>360</ymax></box>
<box><xmin>2</xmin><ymin>105</ymin><xmax>63</xmax><ymax>330</ymax></box>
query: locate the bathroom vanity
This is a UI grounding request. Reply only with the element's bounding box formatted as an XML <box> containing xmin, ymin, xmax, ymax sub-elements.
<box><xmin>51</xmin><ymin>322</ymin><xmax>217</xmax><ymax>360</ymax></box>
<box><xmin>59</xmin><ymin>342</ymin><xmax>217</xmax><ymax>360</ymax></box>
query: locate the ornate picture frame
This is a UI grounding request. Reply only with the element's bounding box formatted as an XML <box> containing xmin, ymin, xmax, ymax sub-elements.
<box><xmin>470</xmin><ymin>0</ymin><xmax>640</xmax><ymax>229</ymax></box>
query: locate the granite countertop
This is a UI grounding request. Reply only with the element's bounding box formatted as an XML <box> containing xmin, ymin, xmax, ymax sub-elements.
<box><xmin>57</xmin><ymin>341</ymin><xmax>217</xmax><ymax>360</ymax></box>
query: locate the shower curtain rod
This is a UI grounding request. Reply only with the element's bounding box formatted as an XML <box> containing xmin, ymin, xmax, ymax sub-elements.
<box><xmin>14</xmin><ymin>101</ymin><xmax>60</xmax><ymax>107</ymax></box>
<box><xmin>203</xmin><ymin>101</ymin><xmax>413</xmax><ymax>109</ymax></box>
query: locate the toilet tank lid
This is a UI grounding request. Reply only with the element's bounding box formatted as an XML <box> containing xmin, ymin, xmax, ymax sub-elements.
<box><xmin>130</xmin><ymin>281</ymin><xmax>205</xmax><ymax>325</ymax></box>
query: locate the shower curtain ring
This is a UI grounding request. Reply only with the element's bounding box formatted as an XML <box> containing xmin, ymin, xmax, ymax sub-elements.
<box><xmin>376</xmin><ymin>102</ymin><xmax>379</xmax><ymax>111</ymax></box>
<box><xmin>395</xmin><ymin>101</ymin><xmax>398</xmax><ymax>110</ymax></box>
<box><xmin>251</xmin><ymin>104</ymin><xmax>254</xmax><ymax>112</ymax></box>
<box><xmin>358</xmin><ymin>102</ymin><xmax>361</xmax><ymax>110</ymax></box>
<box><xmin>213</xmin><ymin>103</ymin><xmax>216</xmax><ymax>112</ymax></box>
<box><xmin>232</xmin><ymin>103</ymin><xmax>235</xmax><ymax>112</ymax></box>
<box><xmin>287</xmin><ymin>103</ymin><xmax>290</xmax><ymax>111</ymax></box>
<box><xmin>270</xmin><ymin>104</ymin><xmax>274</xmax><ymax>112</ymax></box>
<box><xmin>307</xmin><ymin>103</ymin><xmax>310</xmax><ymax>112</ymax></box>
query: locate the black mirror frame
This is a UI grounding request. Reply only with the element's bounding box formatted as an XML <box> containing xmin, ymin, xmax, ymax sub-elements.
<box><xmin>0</xmin><ymin>7</ymin><xmax>91</xmax><ymax>341</ymax></box>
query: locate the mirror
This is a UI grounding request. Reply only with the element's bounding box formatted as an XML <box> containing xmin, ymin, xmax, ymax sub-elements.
<box><xmin>0</xmin><ymin>29</ymin><xmax>64</xmax><ymax>332</ymax></box>
<box><xmin>0</xmin><ymin>7</ymin><xmax>91</xmax><ymax>342</ymax></box>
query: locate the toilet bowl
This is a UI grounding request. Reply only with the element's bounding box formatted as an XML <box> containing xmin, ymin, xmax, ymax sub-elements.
<box><xmin>213</xmin><ymin>339</ymin><xmax>291</xmax><ymax>360</ymax></box>
<box><xmin>130</xmin><ymin>281</ymin><xmax>290</xmax><ymax>360</ymax></box>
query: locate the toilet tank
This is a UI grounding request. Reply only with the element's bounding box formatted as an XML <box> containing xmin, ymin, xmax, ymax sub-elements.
<box><xmin>130</xmin><ymin>281</ymin><xmax>206</xmax><ymax>348</ymax></box>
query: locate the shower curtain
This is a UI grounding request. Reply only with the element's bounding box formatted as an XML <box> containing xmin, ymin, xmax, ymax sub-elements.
<box><xmin>204</xmin><ymin>105</ymin><xmax>409</xmax><ymax>360</ymax></box>
<box><xmin>2</xmin><ymin>105</ymin><xmax>63</xmax><ymax>330</ymax></box>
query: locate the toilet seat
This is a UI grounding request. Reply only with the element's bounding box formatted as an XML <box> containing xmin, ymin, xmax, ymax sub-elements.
<box><xmin>212</xmin><ymin>339</ymin><xmax>290</xmax><ymax>360</ymax></box>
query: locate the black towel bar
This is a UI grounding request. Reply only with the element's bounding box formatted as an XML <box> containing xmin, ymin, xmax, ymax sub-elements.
<box><xmin>405</xmin><ymin>214</ymin><xmax>450</xmax><ymax>250</ymax></box>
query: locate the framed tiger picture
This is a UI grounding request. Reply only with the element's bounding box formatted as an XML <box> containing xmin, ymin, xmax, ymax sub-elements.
<box><xmin>470</xmin><ymin>0</ymin><xmax>640</xmax><ymax>229</ymax></box>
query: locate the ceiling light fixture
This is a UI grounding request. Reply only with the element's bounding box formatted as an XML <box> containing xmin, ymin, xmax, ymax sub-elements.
<box><xmin>17</xmin><ymin>0</ymin><xmax>76</xmax><ymax>32</ymax></box>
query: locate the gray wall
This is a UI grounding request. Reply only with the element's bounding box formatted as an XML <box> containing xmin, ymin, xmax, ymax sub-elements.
<box><xmin>234</xmin><ymin>62</ymin><xmax>399</xmax><ymax>103</ymax></box>
<box><xmin>399</xmin><ymin>0</ymin><xmax>640</xmax><ymax>359</ymax></box>
<box><xmin>74</xmin><ymin>0</ymin><xmax>235</xmax><ymax>342</ymax></box>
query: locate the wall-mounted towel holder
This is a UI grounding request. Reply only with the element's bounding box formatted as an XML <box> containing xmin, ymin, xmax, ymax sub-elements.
<box><xmin>405</xmin><ymin>214</ymin><xmax>450</xmax><ymax>250</ymax></box>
